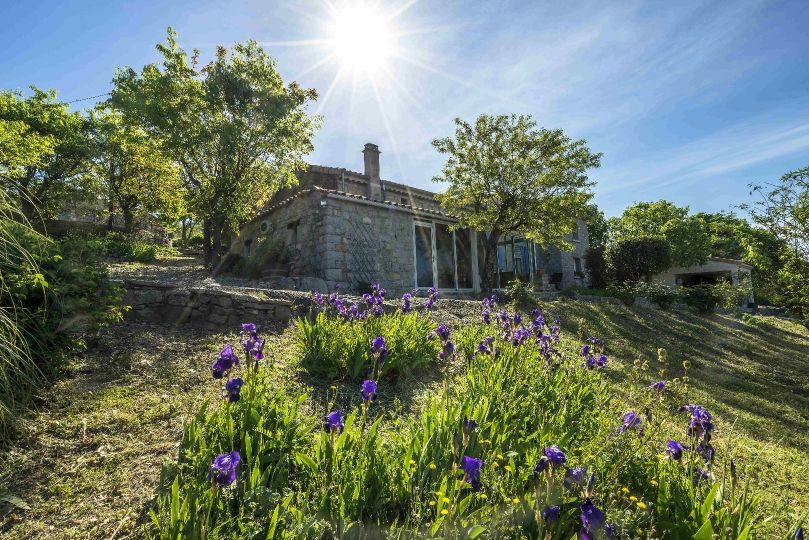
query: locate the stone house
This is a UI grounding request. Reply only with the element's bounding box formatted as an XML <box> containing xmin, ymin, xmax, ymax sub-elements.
<box><xmin>232</xmin><ymin>143</ymin><xmax>590</xmax><ymax>295</ymax></box>
<box><xmin>653</xmin><ymin>257</ymin><xmax>755</xmax><ymax>304</ymax></box>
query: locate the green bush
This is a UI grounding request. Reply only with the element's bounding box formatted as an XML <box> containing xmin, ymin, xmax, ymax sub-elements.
<box><xmin>605</xmin><ymin>237</ymin><xmax>672</xmax><ymax>284</ymax></box>
<box><xmin>242</xmin><ymin>237</ymin><xmax>291</xmax><ymax>279</ymax></box>
<box><xmin>294</xmin><ymin>310</ymin><xmax>439</xmax><ymax>380</ymax></box>
<box><xmin>633</xmin><ymin>282</ymin><xmax>680</xmax><ymax>310</ymax></box>
<box><xmin>584</xmin><ymin>246</ymin><xmax>608</xmax><ymax>288</ymax></box>
<box><xmin>59</xmin><ymin>232</ymin><xmax>177</xmax><ymax>263</ymax></box>
<box><xmin>681</xmin><ymin>284</ymin><xmax>724</xmax><ymax>313</ymax></box>
<box><xmin>503</xmin><ymin>279</ymin><xmax>536</xmax><ymax>307</ymax></box>
<box><xmin>606</xmin><ymin>283</ymin><xmax>637</xmax><ymax>306</ymax></box>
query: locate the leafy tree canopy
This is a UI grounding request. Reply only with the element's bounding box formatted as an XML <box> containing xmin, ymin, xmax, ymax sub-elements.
<box><xmin>0</xmin><ymin>88</ymin><xmax>93</xmax><ymax>221</ymax></box>
<box><xmin>432</xmin><ymin>114</ymin><xmax>601</xmax><ymax>292</ymax></box>
<box><xmin>605</xmin><ymin>237</ymin><xmax>672</xmax><ymax>284</ymax></box>
<box><xmin>111</xmin><ymin>29</ymin><xmax>320</xmax><ymax>266</ymax></box>
<box><xmin>608</xmin><ymin>200</ymin><xmax>710</xmax><ymax>267</ymax></box>
<box><xmin>89</xmin><ymin>107</ymin><xmax>185</xmax><ymax>233</ymax></box>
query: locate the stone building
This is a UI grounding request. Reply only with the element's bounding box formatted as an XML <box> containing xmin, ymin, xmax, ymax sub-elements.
<box><xmin>233</xmin><ymin>143</ymin><xmax>590</xmax><ymax>294</ymax></box>
<box><xmin>653</xmin><ymin>257</ymin><xmax>755</xmax><ymax>304</ymax></box>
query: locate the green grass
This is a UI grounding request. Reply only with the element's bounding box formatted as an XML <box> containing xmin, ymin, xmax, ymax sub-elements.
<box><xmin>0</xmin><ymin>300</ymin><xmax>806</xmax><ymax>538</ymax></box>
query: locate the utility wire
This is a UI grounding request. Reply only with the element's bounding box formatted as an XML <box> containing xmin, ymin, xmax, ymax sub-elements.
<box><xmin>66</xmin><ymin>92</ymin><xmax>111</xmax><ymax>104</ymax></box>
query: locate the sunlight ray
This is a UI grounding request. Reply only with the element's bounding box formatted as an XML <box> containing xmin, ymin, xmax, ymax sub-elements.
<box><xmin>315</xmin><ymin>65</ymin><xmax>347</xmax><ymax>116</ymax></box>
<box><xmin>370</xmin><ymin>76</ymin><xmax>408</xmax><ymax>183</ymax></box>
<box><xmin>290</xmin><ymin>52</ymin><xmax>339</xmax><ymax>82</ymax></box>
<box><xmin>257</xmin><ymin>39</ymin><xmax>332</xmax><ymax>48</ymax></box>
<box><xmin>379</xmin><ymin>65</ymin><xmax>440</xmax><ymax>132</ymax></box>
<box><xmin>385</xmin><ymin>0</ymin><xmax>419</xmax><ymax>22</ymax></box>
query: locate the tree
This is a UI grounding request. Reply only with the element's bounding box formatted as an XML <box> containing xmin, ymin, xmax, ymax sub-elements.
<box><xmin>744</xmin><ymin>166</ymin><xmax>809</xmax><ymax>321</ymax></box>
<box><xmin>0</xmin><ymin>88</ymin><xmax>93</xmax><ymax>222</ymax></box>
<box><xmin>605</xmin><ymin>237</ymin><xmax>672</xmax><ymax>284</ymax></box>
<box><xmin>111</xmin><ymin>29</ymin><xmax>319</xmax><ymax>267</ymax></box>
<box><xmin>89</xmin><ymin>107</ymin><xmax>184</xmax><ymax>233</ymax></box>
<box><xmin>583</xmin><ymin>204</ymin><xmax>608</xmax><ymax>248</ymax></box>
<box><xmin>608</xmin><ymin>200</ymin><xmax>710</xmax><ymax>267</ymax></box>
<box><xmin>432</xmin><ymin>114</ymin><xmax>601</xmax><ymax>293</ymax></box>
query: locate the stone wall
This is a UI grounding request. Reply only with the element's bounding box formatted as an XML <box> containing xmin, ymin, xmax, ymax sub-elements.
<box><xmin>123</xmin><ymin>281</ymin><xmax>299</xmax><ymax>328</ymax></box>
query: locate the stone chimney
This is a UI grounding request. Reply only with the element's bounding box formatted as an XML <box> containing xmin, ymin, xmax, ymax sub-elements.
<box><xmin>363</xmin><ymin>143</ymin><xmax>383</xmax><ymax>200</ymax></box>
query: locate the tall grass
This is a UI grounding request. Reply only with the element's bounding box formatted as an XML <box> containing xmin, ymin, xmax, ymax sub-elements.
<box><xmin>0</xmin><ymin>191</ymin><xmax>46</xmax><ymax>438</ymax></box>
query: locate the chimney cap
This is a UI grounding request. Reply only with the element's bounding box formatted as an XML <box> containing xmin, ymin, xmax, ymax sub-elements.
<box><xmin>363</xmin><ymin>142</ymin><xmax>380</xmax><ymax>153</ymax></box>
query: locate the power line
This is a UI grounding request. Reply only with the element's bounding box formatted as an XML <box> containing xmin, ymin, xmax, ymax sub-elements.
<box><xmin>66</xmin><ymin>92</ymin><xmax>111</xmax><ymax>104</ymax></box>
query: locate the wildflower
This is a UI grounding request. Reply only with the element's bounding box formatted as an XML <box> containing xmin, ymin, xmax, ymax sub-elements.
<box><xmin>544</xmin><ymin>445</ymin><xmax>567</xmax><ymax>467</ymax></box>
<box><xmin>696</xmin><ymin>441</ymin><xmax>715</xmax><ymax>462</ymax></box>
<box><xmin>208</xmin><ymin>451</ymin><xmax>240</xmax><ymax>487</ymax></box>
<box><xmin>504</xmin><ymin>465</ymin><xmax>513</xmax><ymax>473</ymax></box>
<box><xmin>401</xmin><ymin>293</ymin><xmax>413</xmax><ymax>313</ymax></box>
<box><xmin>621</xmin><ymin>487</ymin><xmax>629</xmax><ymax>494</ymax></box>
<box><xmin>429</xmin><ymin>463</ymin><xmax>437</xmax><ymax>470</ymax></box>
<box><xmin>650</xmin><ymin>479</ymin><xmax>658</xmax><ymax>486</ymax></box>
<box><xmin>324</xmin><ymin>409</ymin><xmax>345</xmax><ymax>434</ymax></box>
<box><xmin>461</xmin><ymin>455</ymin><xmax>483</xmax><ymax>491</ymax></box>
<box><xmin>511</xmin><ymin>328</ymin><xmax>531</xmax><ymax>346</ymax></box>
<box><xmin>636</xmin><ymin>501</ymin><xmax>647</xmax><ymax>509</ymax></box>
<box><xmin>619</xmin><ymin>411</ymin><xmax>642</xmax><ymax>433</ymax></box>
<box><xmin>513</xmin><ymin>312</ymin><xmax>522</xmax><ymax>326</ymax></box>
<box><xmin>648</xmin><ymin>380</ymin><xmax>666</xmax><ymax>392</ymax></box>
<box><xmin>692</xmin><ymin>466</ymin><xmax>709</xmax><ymax>485</ymax></box>
<box><xmin>241</xmin><ymin>322</ymin><xmax>257</xmax><ymax>335</ymax></box>
<box><xmin>580</xmin><ymin>498</ymin><xmax>606</xmax><ymax>532</ymax></box>
<box><xmin>360</xmin><ymin>379</ymin><xmax>377</xmax><ymax>402</ymax></box>
<box><xmin>224</xmin><ymin>377</ymin><xmax>244</xmax><ymax>403</ymax></box>
<box><xmin>439</xmin><ymin>340</ymin><xmax>455</xmax><ymax>361</ymax></box>
<box><xmin>665</xmin><ymin>439</ymin><xmax>685</xmax><ymax>460</ymax></box>
<box><xmin>440</xmin><ymin>509</ymin><xmax>449</xmax><ymax>516</ymax></box>
<box><xmin>424</xmin><ymin>287</ymin><xmax>439</xmax><ymax>310</ymax></box>
<box><xmin>432</xmin><ymin>324</ymin><xmax>450</xmax><ymax>341</ymax></box>
<box><xmin>482</xmin><ymin>308</ymin><xmax>491</xmax><ymax>324</ymax></box>
<box><xmin>595</xmin><ymin>354</ymin><xmax>608</xmax><ymax>367</ymax></box>
<box><xmin>533</xmin><ymin>456</ymin><xmax>549</xmax><ymax>478</ymax></box>
<box><xmin>629</xmin><ymin>495</ymin><xmax>638</xmax><ymax>502</ymax></box>
<box><xmin>680</xmin><ymin>404</ymin><xmax>715</xmax><ymax>440</ymax></box>
<box><xmin>531</xmin><ymin>308</ymin><xmax>541</xmax><ymax>318</ymax></box>
<box><xmin>462</xmin><ymin>418</ymin><xmax>478</xmax><ymax>435</ymax></box>
<box><xmin>795</xmin><ymin>528</ymin><xmax>804</xmax><ymax>540</ymax></box>
<box><xmin>442</xmin><ymin>496</ymin><xmax>450</xmax><ymax>503</ymax></box>
<box><xmin>241</xmin><ymin>323</ymin><xmax>264</xmax><ymax>362</ymax></box>
<box><xmin>370</xmin><ymin>336</ymin><xmax>388</xmax><ymax>364</ymax></box>
<box><xmin>512</xmin><ymin>497</ymin><xmax>520</xmax><ymax>504</ymax></box>
<box><xmin>564</xmin><ymin>466</ymin><xmax>588</xmax><ymax>490</ymax></box>
<box><xmin>212</xmin><ymin>344</ymin><xmax>239</xmax><ymax>379</ymax></box>
<box><xmin>312</xmin><ymin>291</ymin><xmax>324</xmax><ymax>306</ymax></box>
<box><xmin>542</xmin><ymin>504</ymin><xmax>560</xmax><ymax>523</ymax></box>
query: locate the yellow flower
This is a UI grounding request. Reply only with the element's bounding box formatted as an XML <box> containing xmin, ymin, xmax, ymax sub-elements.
<box><xmin>442</xmin><ymin>497</ymin><xmax>450</xmax><ymax>504</ymax></box>
<box><xmin>629</xmin><ymin>496</ymin><xmax>638</xmax><ymax>502</ymax></box>
<box><xmin>441</xmin><ymin>509</ymin><xmax>449</xmax><ymax>516</ymax></box>
<box><xmin>650</xmin><ymin>479</ymin><xmax>658</xmax><ymax>486</ymax></box>
<box><xmin>479</xmin><ymin>493</ymin><xmax>488</xmax><ymax>500</ymax></box>
<box><xmin>409</xmin><ymin>459</ymin><xmax>416</xmax><ymax>466</ymax></box>
<box><xmin>429</xmin><ymin>501</ymin><xmax>435</xmax><ymax>506</ymax></box>
<box><xmin>497</xmin><ymin>454</ymin><xmax>504</xmax><ymax>460</ymax></box>
<box><xmin>512</xmin><ymin>497</ymin><xmax>520</xmax><ymax>504</ymax></box>
<box><xmin>636</xmin><ymin>501</ymin><xmax>647</xmax><ymax>509</ymax></box>
<box><xmin>481</xmin><ymin>439</ymin><xmax>490</xmax><ymax>445</ymax></box>
<box><xmin>435</xmin><ymin>491</ymin><xmax>444</xmax><ymax>497</ymax></box>
<box><xmin>492</xmin><ymin>462</ymin><xmax>499</xmax><ymax>468</ymax></box>
<box><xmin>621</xmin><ymin>487</ymin><xmax>630</xmax><ymax>494</ymax></box>
<box><xmin>329</xmin><ymin>385</ymin><xmax>337</xmax><ymax>390</ymax></box>
<box><xmin>504</xmin><ymin>465</ymin><xmax>513</xmax><ymax>473</ymax></box>
<box><xmin>429</xmin><ymin>463</ymin><xmax>437</xmax><ymax>470</ymax></box>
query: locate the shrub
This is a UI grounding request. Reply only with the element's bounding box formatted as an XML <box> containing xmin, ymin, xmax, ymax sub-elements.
<box><xmin>634</xmin><ymin>282</ymin><xmax>680</xmax><ymax>309</ymax></box>
<box><xmin>242</xmin><ymin>237</ymin><xmax>291</xmax><ymax>279</ymax></box>
<box><xmin>605</xmin><ymin>237</ymin><xmax>672</xmax><ymax>284</ymax></box>
<box><xmin>59</xmin><ymin>232</ymin><xmax>177</xmax><ymax>263</ymax></box>
<box><xmin>607</xmin><ymin>283</ymin><xmax>637</xmax><ymax>306</ymax></box>
<box><xmin>503</xmin><ymin>279</ymin><xmax>536</xmax><ymax>307</ymax></box>
<box><xmin>584</xmin><ymin>246</ymin><xmax>608</xmax><ymax>288</ymax></box>
<box><xmin>681</xmin><ymin>284</ymin><xmax>724</xmax><ymax>313</ymax></box>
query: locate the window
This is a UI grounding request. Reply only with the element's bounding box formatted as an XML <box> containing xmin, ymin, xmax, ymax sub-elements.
<box><xmin>573</xmin><ymin>257</ymin><xmax>583</xmax><ymax>274</ymax></box>
<box><xmin>286</xmin><ymin>220</ymin><xmax>299</xmax><ymax>247</ymax></box>
<box><xmin>571</xmin><ymin>224</ymin><xmax>580</xmax><ymax>241</ymax></box>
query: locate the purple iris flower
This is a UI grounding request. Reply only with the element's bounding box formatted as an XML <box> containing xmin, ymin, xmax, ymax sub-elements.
<box><xmin>619</xmin><ymin>411</ymin><xmax>642</xmax><ymax>433</ymax></box>
<box><xmin>462</xmin><ymin>418</ymin><xmax>478</xmax><ymax>434</ymax></box>
<box><xmin>595</xmin><ymin>354</ymin><xmax>608</xmax><ymax>367</ymax></box>
<box><xmin>692</xmin><ymin>466</ymin><xmax>709</xmax><ymax>485</ymax></box>
<box><xmin>241</xmin><ymin>322</ymin><xmax>257</xmax><ymax>335</ymax></box>
<box><xmin>482</xmin><ymin>308</ymin><xmax>491</xmax><ymax>324</ymax></box>
<box><xmin>534</xmin><ymin>456</ymin><xmax>549</xmax><ymax>478</ymax></box>
<box><xmin>511</xmin><ymin>328</ymin><xmax>531</xmax><ymax>346</ymax></box>
<box><xmin>544</xmin><ymin>445</ymin><xmax>567</xmax><ymax>467</ymax></box>
<box><xmin>370</xmin><ymin>336</ymin><xmax>388</xmax><ymax>363</ymax></box>
<box><xmin>212</xmin><ymin>344</ymin><xmax>239</xmax><ymax>379</ymax></box>
<box><xmin>312</xmin><ymin>291</ymin><xmax>324</xmax><ymax>306</ymax></box>
<box><xmin>531</xmin><ymin>308</ymin><xmax>541</xmax><ymax>318</ymax></box>
<box><xmin>696</xmin><ymin>442</ymin><xmax>714</xmax><ymax>462</ymax></box>
<box><xmin>401</xmin><ymin>293</ymin><xmax>413</xmax><ymax>313</ymax></box>
<box><xmin>542</xmin><ymin>504</ymin><xmax>560</xmax><ymax>523</ymax></box>
<box><xmin>360</xmin><ymin>379</ymin><xmax>377</xmax><ymax>402</ymax></box>
<box><xmin>580</xmin><ymin>344</ymin><xmax>590</xmax><ymax>357</ymax></box>
<box><xmin>208</xmin><ymin>451</ymin><xmax>240</xmax><ymax>486</ymax></box>
<box><xmin>439</xmin><ymin>340</ymin><xmax>455</xmax><ymax>361</ymax></box>
<box><xmin>795</xmin><ymin>528</ymin><xmax>804</xmax><ymax>540</ymax></box>
<box><xmin>424</xmin><ymin>287</ymin><xmax>439</xmax><ymax>309</ymax></box>
<box><xmin>666</xmin><ymin>439</ymin><xmax>685</xmax><ymax>460</ymax></box>
<box><xmin>432</xmin><ymin>324</ymin><xmax>450</xmax><ymax>341</ymax></box>
<box><xmin>648</xmin><ymin>380</ymin><xmax>666</xmax><ymax>392</ymax></box>
<box><xmin>225</xmin><ymin>377</ymin><xmax>244</xmax><ymax>402</ymax></box>
<box><xmin>461</xmin><ymin>455</ymin><xmax>483</xmax><ymax>491</ymax></box>
<box><xmin>324</xmin><ymin>409</ymin><xmax>345</xmax><ymax>434</ymax></box>
<box><xmin>564</xmin><ymin>466</ymin><xmax>588</xmax><ymax>490</ymax></box>
<box><xmin>580</xmin><ymin>499</ymin><xmax>606</xmax><ymax>532</ymax></box>
<box><xmin>476</xmin><ymin>336</ymin><xmax>494</xmax><ymax>355</ymax></box>
<box><xmin>681</xmin><ymin>404</ymin><xmax>714</xmax><ymax>439</ymax></box>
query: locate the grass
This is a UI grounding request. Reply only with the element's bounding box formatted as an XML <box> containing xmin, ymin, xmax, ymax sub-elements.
<box><xmin>0</xmin><ymin>301</ymin><xmax>806</xmax><ymax>538</ymax></box>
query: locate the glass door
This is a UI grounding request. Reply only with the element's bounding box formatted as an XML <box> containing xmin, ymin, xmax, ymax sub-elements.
<box><xmin>414</xmin><ymin>222</ymin><xmax>435</xmax><ymax>288</ymax></box>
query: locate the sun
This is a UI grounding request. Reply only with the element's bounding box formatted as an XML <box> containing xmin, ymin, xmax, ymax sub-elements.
<box><xmin>330</xmin><ymin>5</ymin><xmax>395</xmax><ymax>74</ymax></box>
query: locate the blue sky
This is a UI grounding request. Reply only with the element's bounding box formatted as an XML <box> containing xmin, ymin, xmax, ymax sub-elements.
<box><xmin>2</xmin><ymin>0</ymin><xmax>808</xmax><ymax>216</ymax></box>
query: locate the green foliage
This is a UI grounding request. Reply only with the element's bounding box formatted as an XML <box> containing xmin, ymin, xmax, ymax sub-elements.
<box><xmin>431</xmin><ymin>114</ymin><xmax>601</xmax><ymax>292</ymax></box>
<box><xmin>503</xmin><ymin>279</ymin><xmax>536</xmax><ymax>307</ymax></box>
<box><xmin>0</xmin><ymin>87</ymin><xmax>93</xmax><ymax>221</ymax></box>
<box><xmin>294</xmin><ymin>310</ymin><xmax>439</xmax><ymax>380</ymax></box>
<box><xmin>609</xmin><ymin>200</ymin><xmax>711</xmax><ymax>267</ymax></box>
<box><xmin>148</xmin><ymin>311</ymin><xmax>760</xmax><ymax>538</ymax></box>
<box><xmin>583</xmin><ymin>246</ymin><xmax>608</xmax><ymax>288</ymax></box>
<box><xmin>111</xmin><ymin>28</ymin><xmax>320</xmax><ymax>267</ymax></box>
<box><xmin>680</xmin><ymin>285</ymin><xmax>724</xmax><ymax>314</ymax></box>
<box><xmin>605</xmin><ymin>237</ymin><xmax>672</xmax><ymax>283</ymax></box>
<box><xmin>89</xmin><ymin>107</ymin><xmax>185</xmax><ymax>232</ymax></box>
<box><xmin>60</xmin><ymin>232</ymin><xmax>177</xmax><ymax>263</ymax></box>
<box><xmin>583</xmin><ymin>204</ymin><xmax>608</xmax><ymax>248</ymax></box>
<box><xmin>241</xmin><ymin>237</ymin><xmax>291</xmax><ymax>279</ymax></box>
<box><xmin>0</xmin><ymin>206</ymin><xmax>124</xmax><ymax>440</ymax></box>
<box><xmin>606</xmin><ymin>283</ymin><xmax>637</xmax><ymax>306</ymax></box>
<box><xmin>632</xmin><ymin>282</ymin><xmax>680</xmax><ymax>310</ymax></box>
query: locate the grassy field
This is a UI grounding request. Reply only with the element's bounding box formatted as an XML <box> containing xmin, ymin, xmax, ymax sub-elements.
<box><xmin>0</xmin><ymin>300</ymin><xmax>806</xmax><ymax>538</ymax></box>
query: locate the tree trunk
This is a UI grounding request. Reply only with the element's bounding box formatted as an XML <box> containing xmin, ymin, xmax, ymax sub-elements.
<box><xmin>479</xmin><ymin>231</ymin><xmax>501</xmax><ymax>296</ymax></box>
<box><xmin>107</xmin><ymin>201</ymin><xmax>115</xmax><ymax>231</ymax></box>
<box><xmin>122</xmin><ymin>207</ymin><xmax>134</xmax><ymax>234</ymax></box>
<box><xmin>203</xmin><ymin>218</ymin><xmax>213</xmax><ymax>267</ymax></box>
<box><xmin>181</xmin><ymin>218</ymin><xmax>188</xmax><ymax>243</ymax></box>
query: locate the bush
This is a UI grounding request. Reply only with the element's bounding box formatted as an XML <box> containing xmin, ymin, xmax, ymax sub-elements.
<box><xmin>605</xmin><ymin>237</ymin><xmax>672</xmax><ymax>284</ymax></box>
<box><xmin>503</xmin><ymin>279</ymin><xmax>536</xmax><ymax>307</ymax></box>
<box><xmin>606</xmin><ymin>283</ymin><xmax>637</xmax><ymax>306</ymax></box>
<box><xmin>59</xmin><ymin>232</ymin><xmax>177</xmax><ymax>263</ymax></box>
<box><xmin>242</xmin><ymin>237</ymin><xmax>291</xmax><ymax>279</ymax></box>
<box><xmin>681</xmin><ymin>284</ymin><xmax>724</xmax><ymax>313</ymax></box>
<box><xmin>633</xmin><ymin>282</ymin><xmax>680</xmax><ymax>310</ymax></box>
<box><xmin>147</xmin><ymin>311</ymin><xmax>760</xmax><ymax>539</ymax></box>
<box><xmin>584</xmin><ymin>246</ymin><xmax>608</xmax><ymax>288</ymax></box>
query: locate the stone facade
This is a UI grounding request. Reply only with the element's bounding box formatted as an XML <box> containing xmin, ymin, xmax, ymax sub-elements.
<box><xmin>232</xmin><ymin>143</ymin><xmax>591</xmax><ymax>294</ymax></box>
